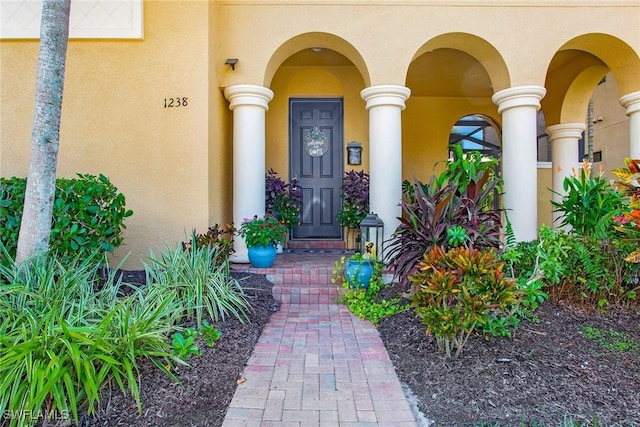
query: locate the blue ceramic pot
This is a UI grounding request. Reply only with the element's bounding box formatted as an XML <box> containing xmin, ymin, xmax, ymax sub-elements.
<box><xmin>247</xmin><ymin>244</ymin><xmax>277</xmax><ymax>268</ymax></box>
<box><xmin>344</xmin><ymin>258</ymin><xmax>375</xmax><ymax>289</ymax></box>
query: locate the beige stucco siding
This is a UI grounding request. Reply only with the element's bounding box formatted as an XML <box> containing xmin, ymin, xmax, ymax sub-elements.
<box><xmin>219</xmin><ymin>2</ymin><xmax>640</xmax><ymax>92</ymax></box>
<box><xmin>1</xmin><ymin>0</ymin><xmax>638</xmax><ymax>267</ymax></box>
<box><xmin>1</xmin><ymin>1</ymin><xmax>213</xmax><ymax>266</ymax></box>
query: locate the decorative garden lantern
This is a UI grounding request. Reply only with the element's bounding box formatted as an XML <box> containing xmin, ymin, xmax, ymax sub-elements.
<box><xmin>359</xmin><ymin>212</ymin><xmax>384</xmax><ymax>260</ymax></box>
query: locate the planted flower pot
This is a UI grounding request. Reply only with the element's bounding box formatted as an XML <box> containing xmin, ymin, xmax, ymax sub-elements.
<box><xmin>248</xmin><ymin>244</ymin><xmax>277</xmax><ymax>268</ymax></box>
<box><xmin>344</xmin><ymin>257</ymin><xmax>375</xmax><ymax>289</ymax></box>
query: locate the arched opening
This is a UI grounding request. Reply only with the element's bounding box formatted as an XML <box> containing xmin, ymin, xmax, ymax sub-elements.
<box><xmin>448</xmin><ymin>114</ymin><xmax>501</xmax><ymax>159</ymax></box>
<box><xmin>267</xmin><ymin>39</ymin><xmax>369</xmax><ymax>245</ymax></box>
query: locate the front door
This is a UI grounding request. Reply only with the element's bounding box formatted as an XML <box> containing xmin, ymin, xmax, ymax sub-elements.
<box><xmin>290</xmin><ymin>98</ymin><xmax>343</xmax><ymax>239</ymax></box>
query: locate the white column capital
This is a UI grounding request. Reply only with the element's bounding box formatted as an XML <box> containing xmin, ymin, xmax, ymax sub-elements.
<box><xmin>224</xmin><ymin>84</ymin><xmax>274</xmax><ymax>111</ymax></box>
<box><xmin>360</xmin><ymin>85</ymin><xmax>411</xmax><ymax>110</ymax></box>
<box><xmin>620</xmin><ymin>91</ymin><xmax>640</xmax><ymax>116</ymax></box>
<box><xmin>492</xmin><ymin>85</ymin><xmax>546</xmax><ymax>114</ymax></box>
<box><xmin>546</xmin><ymin>122</ymin><xmax>586</xmax><ymax>141</ymax></box>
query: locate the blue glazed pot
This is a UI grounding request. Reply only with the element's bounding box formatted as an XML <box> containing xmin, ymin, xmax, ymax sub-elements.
<box><xmin>344</xmin><ymin>258</ymin><xmax>375</xmax><ymax>289</ymax></box>
<box><xmin>247</xmin><ymin>244</ymin><xmax>277</xmax><ymax>268</ymax></box>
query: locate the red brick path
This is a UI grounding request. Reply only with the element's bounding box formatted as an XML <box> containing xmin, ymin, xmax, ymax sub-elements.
<box><xmin>226</xmin><ymin>252</ymin><xmax>419</xmax><ymax>426</ymax></box>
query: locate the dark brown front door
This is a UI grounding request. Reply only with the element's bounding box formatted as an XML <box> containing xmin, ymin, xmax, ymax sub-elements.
<box><xmin>290</xmin><ymin>98</ymin><xmax>343</xmax><ymax>239</ymax></box>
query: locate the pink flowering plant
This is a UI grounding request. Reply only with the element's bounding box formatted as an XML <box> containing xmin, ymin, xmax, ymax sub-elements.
<box><xmin>238</xmin><ymin>214</ymin><xmax>288</xmax><ymax>248</ymax></box>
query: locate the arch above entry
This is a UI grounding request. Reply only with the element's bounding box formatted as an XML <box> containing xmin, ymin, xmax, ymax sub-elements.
<box><xmin>410</xmin><ymin>32</ymin><xmax>510</xmax><ymax>93</ymax></box>
<box><xmin>543</xmin><ymin>34</ymin><xmax>640</xmax><ymax>126</ymax></box>
<box><xmin>559</xmin><ymin>33</ymin><xmax>640</xmax><ymax>96</ymax></box>
<box><xmin>264</xmin><ymin>32</ymin><xmax>370</xmax><ymax>89</ymax></box>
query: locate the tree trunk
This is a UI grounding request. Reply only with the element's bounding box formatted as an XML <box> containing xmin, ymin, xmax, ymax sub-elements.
<box><xmin>15</xmin><ymin>0</ymin><xmax>71</xmax><ymax>264</ymax></box>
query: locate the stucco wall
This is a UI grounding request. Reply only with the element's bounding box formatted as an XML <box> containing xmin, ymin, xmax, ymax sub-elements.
<box><xmin>218</xmin><ymin>1</ymin><xmax>640</xmax><ymax>92</ymax></box>
<box><xmin>537</xmin><ymin>164</ymin><xmax>553</xmax><ymax>228</ymax></box>
<box><xmin>208</xmin><ymin>2</ymin><xmax>234</xmax><ymax>231</ymax></box>
<box><xmin>403</xmin><ymin>96</ymin><xmax>499</xmax><ymax>182</ymax></box>
<box><xmin>2</xmin><ymin>0</ymin><xmax>638</xmax><ymax>266</ymax></box>
<box><xmin>592</xmin><ymin>72</ymin><xmax>632</xmax><ymax>178</ymax></box>
<box><xmin>1</xmin><ymin>1</ymin><xmax>212</xmax><ymax>267</ymax></box>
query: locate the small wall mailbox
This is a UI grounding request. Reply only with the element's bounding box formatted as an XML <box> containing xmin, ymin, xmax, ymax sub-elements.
<box><xmin>347</xmin><ymin>141</ymin><xmax>362</xmax><ymax>165</ymax></box>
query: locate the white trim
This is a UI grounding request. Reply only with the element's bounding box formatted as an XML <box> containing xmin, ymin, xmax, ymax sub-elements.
<box><xmin>537</xmin><ymin>162</ymin><xmax>552</xmax><ymax>169</ymax></box>
<box><xmin>1</xmin><ymin>0</ymin><xmax>143</xmax><ymax>39</ymax></box>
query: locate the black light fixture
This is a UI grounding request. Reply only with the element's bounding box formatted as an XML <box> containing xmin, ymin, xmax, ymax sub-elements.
<box><xmin>225</xmin><ymin>58</ymin><xmax>238</xmax><ymax>70</ymax></box>
<box><xmin>359</xmin><ymin>212</ymin><xmax>384</xmax><ymax>261</ymax></box>
<box><xmin>347</xmin><ymin>141</ymin><xmax>362</xmax><ymax>165</ymax></box>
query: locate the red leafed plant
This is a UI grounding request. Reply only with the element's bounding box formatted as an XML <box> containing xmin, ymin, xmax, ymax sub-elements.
<box><xmin>611</xmin><ymin>158</ymin><xmax>640</xmax><ymax>262</ymax></box>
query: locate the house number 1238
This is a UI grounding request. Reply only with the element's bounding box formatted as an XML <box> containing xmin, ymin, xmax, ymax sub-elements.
<box><xmin>164</xmin><ymin>97</ymin><xmax>188</xmax><ymax>108</ymax></box>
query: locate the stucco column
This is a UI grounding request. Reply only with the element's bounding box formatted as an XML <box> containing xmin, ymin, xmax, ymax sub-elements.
<box><xmin>492</xmin><ymin>85</ymin><xmax>546</xmax><ymax>242</ymax></box>
<box><xmin>620</xmin><ymin>91</ymin><xmax>640</xmax><ymax>158</ymax></box>
<box><xmin>223</xmin><ymin>84</ymin><xmax>274</xmax><ymax>263</ymax></box>
<box><xmin>360</xmin><ymin>85</ymin><xmax>411</xmax><ymax>257</ymax></box>
<box><xmin>547</xmin><ymin>122</ymin><xmax>586</xmax><ymax>227</ymax></box>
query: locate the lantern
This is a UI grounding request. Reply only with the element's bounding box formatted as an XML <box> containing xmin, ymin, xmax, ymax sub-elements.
<box><xmin>359</xmin><ymin>212</ymin><xmax>384</xmax><ymax>261</ymax></box>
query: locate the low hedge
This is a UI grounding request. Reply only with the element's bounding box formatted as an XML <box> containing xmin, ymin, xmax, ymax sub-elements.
<box><xmin>0</xmin><ymin>174</ymin><xmax>133</xmax><ymax>263</ymax></box>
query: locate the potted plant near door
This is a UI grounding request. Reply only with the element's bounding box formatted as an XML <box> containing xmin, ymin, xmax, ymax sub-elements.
<box><xmin>337</xmin><ymin>170</ymin><xmax>369</xmax><ymax>249</ymax></box>
<box><xmin>265</xmin><ymin>169</ymin><xmax>302</xmax><ymax>250</ymax></box>
<box><xmin>239</xmin><ymin>214</ymin><xmax>288</xmax><ymax>268</ymax></box>
<box><xmin>343</xmin><ymin>251</ymin><xmax>377</xmax><ymax>289</ymax></box>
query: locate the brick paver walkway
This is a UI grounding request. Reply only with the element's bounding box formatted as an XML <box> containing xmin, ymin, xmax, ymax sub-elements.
<box><xmin>222</xmin><ymin>302</ymin><xmax>419</xmax><ymax>427</ymax></box>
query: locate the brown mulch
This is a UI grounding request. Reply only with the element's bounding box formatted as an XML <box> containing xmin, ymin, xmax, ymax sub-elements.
<box><xmin>34</xmin><ymin>273</ymin><xmax>640</xmax><ymax>427</ymax></box>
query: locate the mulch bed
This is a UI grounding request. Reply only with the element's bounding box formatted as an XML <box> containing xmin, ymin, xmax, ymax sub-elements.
<box><xmin>59</xmin><ymin>272</ymin><xmax>279</xmax><ymax>427</ymax></box>
<box><xmin>378</xmin><ymin>284</ymin><xmax>640</xmax><ymax>426</ymax></box>
<box><xmin>33</xmin><ymin>273</ymin><xmax>640</xmax><ymax>427</ymax></box>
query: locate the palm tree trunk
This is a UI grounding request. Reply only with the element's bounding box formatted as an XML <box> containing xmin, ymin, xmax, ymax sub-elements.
<box><xmin>15</xmin><ymin>0</ymin><xmax>71</xmax><ymax>264</ymax></box>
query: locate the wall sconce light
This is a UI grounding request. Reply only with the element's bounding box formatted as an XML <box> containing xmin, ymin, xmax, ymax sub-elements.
<box><xmin>347</xmin><ymin>141</ymin><xmax>362</xmax><ymax>165</ymax></box>
<box><xmin>225</xmin><ymin>58</ymin><xmax>238</xmax><ymax>70</ymax></box>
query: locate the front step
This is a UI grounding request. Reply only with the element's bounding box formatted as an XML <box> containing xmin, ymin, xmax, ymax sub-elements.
<box><xmin>230</xmin><ymin>251</ymin><xmax>349</xmax><ymax>304</ymax></box>
<box><xmin>286</xmin><ymin>239</ymin><xmax>346</xmax><ymax>250</ymax></box>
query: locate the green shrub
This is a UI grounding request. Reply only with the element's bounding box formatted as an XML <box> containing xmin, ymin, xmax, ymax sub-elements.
<box><xmin>551</xmin><ymin>164</ymin><xmax>624</xmax><ymax>238</ymax></box>
<box><xmin>409</xmin><ymin>246</ymin><xmax>519</xmax><ymax>358</ymax></box>
<box><xmin>144</xmin><ymin>240</ymin><xmax>252</xmax><ymax>327</ymax></box>
<box><xmin>507</xmin><ymin>226</ymin><xmax>639</xmax><ymax>307</ymax></box>
<box><xmin>0</xmin><ymin>248</ymin><xmax>181</xmax><ymax>427</ymax></box>
<box><xmin>0</xmin><ymin>174</ymin><xmax>133</xmax><ymax>263</ymax></box>
<box><xmin>182</xmin><ymin>225</ymin><xmax>235</xmax><ymax>265</ymax></box>
<box><xmin>436</xmin><ymin>144</ymin><xmax>500</xmax><ymax>200</ymax></box>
